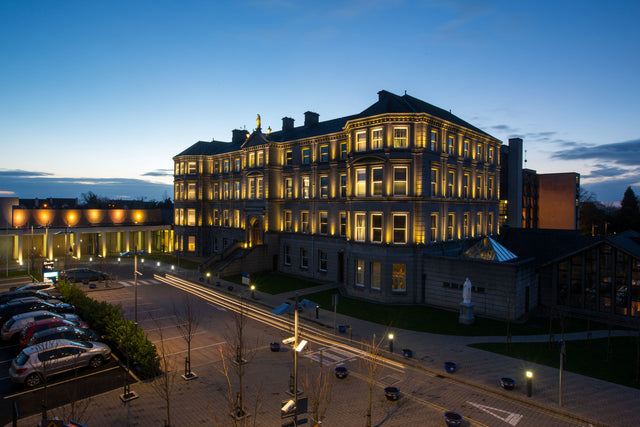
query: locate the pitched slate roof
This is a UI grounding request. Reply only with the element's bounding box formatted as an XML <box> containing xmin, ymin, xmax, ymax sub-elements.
<box><xmin>175</xmin><ymin>90</ymin><xmax>497</xmax><ymax>157</ymax></box>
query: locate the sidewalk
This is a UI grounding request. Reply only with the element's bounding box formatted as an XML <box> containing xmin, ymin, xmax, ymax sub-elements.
<box><xmin>9</xmin><ymin>273</ymin><xmax>637</xmax><ymax>426</ymax></box>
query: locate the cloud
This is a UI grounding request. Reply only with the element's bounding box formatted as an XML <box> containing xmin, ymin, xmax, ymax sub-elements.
<box><xmin>0</xmin><ymin>175</ymin><xmax>172</xmax><ymax>201</ymax></box>
<box><xmin>142</xmin><ymin>169</ymin><xmax>173</xmax><ymax>177</ymax></box>
<box><xmin>585</xmin><ymin>164</ymin><xmax>631</xmax><ymax>178</ymax></box>
<box><xmin>0</xmin><ymin>169</ymin><xmax>53</xmax><ymax>177</ymax></box>
<box><xmin>553</xmin><ymin>138</ymin><xmax>640</xmax><ymax>165</ymax></box>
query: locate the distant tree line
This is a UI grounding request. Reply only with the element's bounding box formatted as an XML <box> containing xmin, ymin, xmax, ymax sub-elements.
<box><xmin>80</xmin><ymin>191</ymin><xmax>173</xmax><ymax>209</ymax></box>
<box><xmin>579</xmin><ymin>186</ymin><xmax>640</xmax><ymax>235</ymax></box>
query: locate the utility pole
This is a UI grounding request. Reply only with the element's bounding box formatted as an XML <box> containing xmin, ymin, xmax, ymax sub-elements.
<box><xmin>134</xmin><ymin>245</ymin><xmax>139</xmax><ymax>324</ymax></box>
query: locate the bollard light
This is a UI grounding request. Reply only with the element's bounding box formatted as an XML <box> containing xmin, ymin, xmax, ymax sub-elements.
<box><xmin>250</xmin><ymin>285</ymin><xmax>256</xmax><ymax>299</ymax></box>
<box><xmin>526</xmin><ymin>370</ymin><xmax>533</xmax><ymax>397</ymax></box>
<box><xmin>388</xmin><ymin>333</ymin><xmax>394</xmax><ymax>353</ymax></box>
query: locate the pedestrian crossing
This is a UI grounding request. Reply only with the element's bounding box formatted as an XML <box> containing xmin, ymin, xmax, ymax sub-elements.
<box><xmin>119</xmin><ymin>279</ymin><xmax>158</xmax><ymax>287</ymax></box>
<box><xmin>304</xmin><ymin>346</ymin><xmax>357</xmax><ymax>366</ymax></box>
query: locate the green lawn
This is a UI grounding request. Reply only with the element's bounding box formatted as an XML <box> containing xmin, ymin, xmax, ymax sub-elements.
<box><xmin>471</xmin><ymin>337</ymin><xmax>640</xmax><ymax>389</ymax></box>
<box><xmin>226</xmin><ymin>272</ymin><xmax>323</xmax><ymax>295</ymax></box>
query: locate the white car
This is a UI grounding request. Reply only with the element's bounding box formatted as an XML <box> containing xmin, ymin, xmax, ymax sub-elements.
<box><xmin>1</xmin><ymin>310</ymin><xmax>82</xmax><ymax>342</ymax></box>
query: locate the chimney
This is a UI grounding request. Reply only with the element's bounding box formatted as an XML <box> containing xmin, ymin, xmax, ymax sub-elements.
<box><xmin>282</xmin><ymin>117</ymin><xmax>295</xmax><ymax>131</ymax></box>
<box><xmin>232</xmin><ymin>129</ymin><xmax>248</xmax><ymax>144</ymax></box>
<box><xmin>304</xmin><ymin>111</ymin><xmax>319</xmax><ymax>127</ymax></box>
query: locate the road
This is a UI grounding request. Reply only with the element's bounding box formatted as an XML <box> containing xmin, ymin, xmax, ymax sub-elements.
<box><xmin>78</xmin><ymin>267</ymin><xmax>588</xmax><ymax>427</ymax></box>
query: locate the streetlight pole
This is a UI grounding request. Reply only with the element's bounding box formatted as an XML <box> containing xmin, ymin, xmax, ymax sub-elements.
<box><xmin>134</xmin><ymin>245</ymin><xmax>138</xmax><ymax>324</ymax></box>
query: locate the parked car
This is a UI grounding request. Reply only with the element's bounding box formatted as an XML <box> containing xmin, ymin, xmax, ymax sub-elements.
<box><xmin>119</xmin><ymin>250</ymin><xmax>148</xmax><ymax>257</ymax></box>
<box><xmin>1</xmin><ymin>310</ymin><xmax>81</xmax><ymax>342</ymax></box>
<box><xmin>9</xmin><ymin>339</ymin><xmax>112</xmax><ymax>387</ymax></box>
<box><xmin>24</xmin><ymin>326</ymin><xmax>101</xmax><ymax>348</ymax></box>
<box><xmin>59</xmin><ymin>268</ymin><xmax>109</xmax><ymax>283</ymax></box>
<box><xmin>19</xmin><ymin>317</ymin><xmax>90</xmax><ymax>347</ymax></box>
<box><xmin>0</xmin><ymin>290</ymin><xmax>61</xmax><ymax>305</ymax></box>
<box><xmin>14</xmin><ymin>282</ymin><xmax>57</xmax><ymax>293</ymax></box>
<box><xmin>0</xmin><ymin>297</ymin><xmax>74</xmax><ymax>326</ymax></box>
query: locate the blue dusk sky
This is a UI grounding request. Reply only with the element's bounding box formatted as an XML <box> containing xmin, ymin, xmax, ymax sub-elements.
<box><xmin>1</xmin><ymin>0</ymin><xmax>639</xmax><ymax>203</ymax></box>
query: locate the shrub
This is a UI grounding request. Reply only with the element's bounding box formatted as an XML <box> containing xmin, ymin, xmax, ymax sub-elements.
<box><xmin>57</xmin><ymin>281</ymin><xmax>159</xmax><ymax>378</ymax></box>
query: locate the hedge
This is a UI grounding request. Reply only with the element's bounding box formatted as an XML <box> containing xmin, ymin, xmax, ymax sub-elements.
<box><xmin>57</xmin><ymin>281</ymin><xmax>159</xmax><ymax>378</ymax></box>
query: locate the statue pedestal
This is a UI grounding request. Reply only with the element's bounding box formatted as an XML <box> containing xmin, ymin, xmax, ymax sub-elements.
<box><xmin>459</xmin><ymin>302</ymin><xmax>475</xmax><ymax>325</ymax></box>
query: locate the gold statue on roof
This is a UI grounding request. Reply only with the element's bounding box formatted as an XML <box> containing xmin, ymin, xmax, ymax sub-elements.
<box><xmin>256</xmin><ymin>114</ymin><xmax>261</xmax><ymax>129</ymax></box>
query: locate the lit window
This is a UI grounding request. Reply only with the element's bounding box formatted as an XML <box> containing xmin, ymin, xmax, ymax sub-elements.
<box><xmin>319</xmin><ymin>211</ymin><xmax>328</xmax><ymax>235</ymax></box>
<box><xmin>300</xmin><ymin>248</ymin><xmax>309</xmax><ymax>269</ymax></box>
<box><xmin>447</xmin><ymin>135</ymin><xmax>455</xmax><ymax>155</ymax></box>
<box><xmin>285</xmin><ymin>150</ymin><xmax>293</xmax><ymax>165</ymax></box>
<box><xmin>188</xmin><ymin>183</ymin><xmax>196</xmax><ymax>200</ymax></box>
<box><xmin>394</xmin><ymin>166</ymin><xmax>407</xmax><ymax>196</ymax></box>
<box><xmin>430</xmin><ymin>214</ymin><xmax>438</xmax><ymax>242</ymax></box>
<box><xmin>223</xmin><ymin>182</ymin><xmax>229</xmax><ymax>200</ymax></box>
<box><xmin>249</xmin><ymin>152</ymin><xmax>255</xmax><ymax>167</ymax></box>
<box><xmin>302</xmin><ymin>176</ymin><xmax>310</xmax><ymax>199</ymax></box>
<box><xmin>257</xmin><ymin>177</ymin><xmax>263</xmax><ymax>199</ymax></box>
<box><xmin>340</xmin><ymin>174</ymin><xmax>347</xmax><ymax>198</ymax></box>
<box><xmin>371</xmin><ymin>167</ymin><xmax>383</xmax><ymax>196</ymax></box>
<box><xmin>476</xmin><ymin>212</ymin><xmax>483</xmax><ymax>236</ymax></box>
<box><xmin>371</xmin><ymin>262</ymin><xmax>381</xmax><ymax>289</ymax></box>
<box><xmin>187</xmin><ymin>209</ymin><xmax>196</xmax><ymax>226</ymax></box>
<box><xmin>447</xmin><ymin>213</ymin><xmax>455</xmax><ymax>240</ymax></box>
<box><xmin>284</xmin><ymin>211</ymin><xmax>292</xmax><ymax>232</ymax></box>
<box><xmin>464</xmin><ymin>213</ymin><xmax>470</xmax><ymax>238</ymax></box>
<box><xmin>371</xmin><ymin>213</ymin><xmax>382</xmax><ymax>243</ymax></box>
<box><xmin>372</xmin><ymin>128</ymin><xmax>383</xmax><ymax>149</ymax></box>
<box><xmin>320</xmin><ymin>176</ymin><xmax>328</xmax><ymax>198</ymax></box>
<box><xmin>188</xmin><ymin>236</ymin><xmax>196</xmax><ymax>252</ymax></box>
<box><xmin>488</xmin><ymin>212</ymin><xmax>494</xmax><ymax>235</ymax></box>
<box><xmin>235</xmin><ymin>158</ymin><xmax>241</xmax><ymax>171</ymax></box>
<box><xmin>356</xmin><ymin>259</ymin><xmax>365</xmax><ymax>287</ymax></box>
<box><xmin>284</xmin><ymin>245</ymin><xmax>291</xmax><ymax>265</ymax></box>
<box><xmin>301</xmin><ymin>212</ymin><xmax>309</xmax><ymax>233</ymax></box>
<box><xmin>356</xmin><ymin>131</ymin><xmax>367</xmax><ymax>151</ymax></box>
<box><xmin>463</xmin><ymin>139</ymin><xmax>470</xmax><ymax>158</ymax></box>
<box><xmin>174</xmin><ymin>183</ymin><xmax>179</xmax><ymax>200</ymax></box>
<box><xmin>318</xmin><ymin>250</ymin><xmax>327</xmax><ymax>272</ymax></box>
<box><xmin>180</xmin><ymin>162</ymin><xmax>185</xmax><ymax>174</ymax></box>
<box><xmin>302</xmin><ymin>148</ymin><xmax>310</xmax><ymax>164</ymax></box>
<box><xmin>213</xmin><ymin>209</ymin><xmax>219</xmax><ymax>226</ymax></box>
<box><xmin>213</xmin><ymin>183</ymin><xmax>219</xmax><ymax>200</ymax></box>
<box><xmin>476</xmin><ymin>143</ymin><xmax>483</xmax><ymax>160</ymax></box>
<box><xmin>393</xmin><ymin>214</ymin><xmax>407</xmax><ymax>244</ymax></box>
<box><xmin>340</xmin><ymin>142</ymin><xmax>347</xmax><ymax>159</ymax></box>
<box><xmin>356</xmin><ymin>169</ymin><xmax>366</xmax><ymax>197</ymax></box>
<box><xmin>355</xmin><ymin>213</ymin><xmax>365</xmax><ymax>241</ymax></box>
<box><xmin>430</xmin><ymin>130</ymin><xmax>438</xmax><ymax>151</ymax></box>
<box><xmin>257</xmin><ymin>151</ymin><xmax>264</xmax><ymax>166</ymax></box>
<box><xmin>320</xmin><ymin>145</ymin><xmax>329</xmax><ymax>162</ymax></box>
<box><xmin>463</xmin><ymin>174</ymin><xmax>470</xmax><ymax>198</ymax></box>
<box><xmin>174</xmin><ymin>163</ymin><xmax>180</xmax><ymax>175</ymax></box>
<box><xmin>234</xmin><ymin>181</ymin><xmax>240</xmax><ymax>199</ymax></box>
<box><xmin>339</xmin><ymin>212</ymin><xmax>347</xmax><ymax>237</ymax></box>
<box><xmin>224</xmin><ymin>160</ymin><xmax>229</xmax><ymax>173</ymax></box>
<box><xmin>223</xmin><ymin>210</ymin><xmax>229</xmax><ymax>227</ymax></box>
<box><xmin>430</xmin><ymin>168</ymin><xmax>438</xmax><ymax>196</ymax></box>
<box><xmin>488</xmin><ymin>177</ymin><xmax>494</xmax><ymax>199</ymax></box>
<box><xmin>392</xmin><ymin>264</ymin><xmax>406</xmax><ymax>291</ymax></box>
<box><xmin>174</xmin><ymin>208</ymin><xmax>180</xmax><ymax>225</ymax></box>
<box><xmin>213</xmin><ymin>161</ymin><xmax>219</xmax><ymax>174</ymax></box>
<box><xmin>234</xmin><ymin>210</ymin><xmax>240</xmax><ymax>228</ymax></box>
<box><xmin>285</xmin><ymin>178</ymin><xmax>293</xmax><ymax>198</ymax></box>
<box><xmin>393</xmin><ymin>127</ymin><xmax>408</xmax><ymax>148</ymax></box>
<box><xmin>488</xmin><ymin>147</ymin><xmax>494</xmax><ymax>164</ymax></box>
<box><xmin>476</xmin><ymin>176</ymin><xmax>483</xmax><ymax>199</ymax></box>
<box><xmin>447</xmin><ymin>170</ymin><xmax>455</xmax><ymax>197</ymax></box>
<box><xmin>188</xmin><ymin>162</ymin><xmax>197</xmax><ymax>174</ymax></box>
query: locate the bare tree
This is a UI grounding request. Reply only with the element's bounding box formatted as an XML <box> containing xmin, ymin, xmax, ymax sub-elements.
<box><xmin>174</xmin><ymin>295</ymin><xmax>201</xmax><ymax>379</ymax></box>
<box><xmin>300</xmin><ymin>354</ymin><xmax>333</xmax><ymax>426</ymax></box>
<box><xmin>360</xmin><ymin>333</ymin><xmax>386</xmax><ymax>427</ymax></box>
<box><xmin>151</xmin><ymin>319</ymin><xmax>178</xmax><ymax>427</ymax></box>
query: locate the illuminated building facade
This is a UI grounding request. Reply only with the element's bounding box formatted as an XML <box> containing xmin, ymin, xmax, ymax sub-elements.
<box><xmin>174</xmin><ymin>90</ymin><xmax>504</xmax><ymax>304</ymax></box>
<box><xmin>0</xmin><ymin>197</ymin><xmax>172</xmax><ymax>267</ymax></box>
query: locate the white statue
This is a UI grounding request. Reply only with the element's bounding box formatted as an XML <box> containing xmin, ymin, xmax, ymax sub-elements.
<box><xmin>462</xmin><ymin>277</ymin><xmax>472</xmax><ymax>304</ymax></box>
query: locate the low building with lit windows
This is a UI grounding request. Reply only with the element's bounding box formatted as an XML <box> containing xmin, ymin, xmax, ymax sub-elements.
<box><xmin>173</xmin><ymin>90</ymin><xmax>529</xmax><ymax>313</ymax></box>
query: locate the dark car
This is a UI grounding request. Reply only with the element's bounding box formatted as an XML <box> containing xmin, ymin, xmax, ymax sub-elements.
<box><xmin>0</xmin><ymin>290</ymin><xmax>61</xmax><ymax>305</ymax></box>
<box><xmin>59</xmin><ymin>268</ymin><xmax>109</xmax><ymax>283</ymax></box>
<box><xmin>15</xmin><ymin>283</ymin><xmax>57</xmax><ymax>293</ymax></box>
<box><xmin>0</xmin><ymin>297</ymin><xmax>74</xmax><ymax>326</ymax></box>
<box><xmin>24</xmin><ymin>326</ymin><xmax>101</xmax><ymax>348</ymax></box>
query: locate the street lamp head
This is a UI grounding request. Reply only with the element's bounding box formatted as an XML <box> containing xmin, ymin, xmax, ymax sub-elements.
<box><xmin>250</xmin><ymin>285</ymin><xmax>255</xmax><ymax>291</ymax></box>
<box><xmin>388</xmin><ymin>333</ymin><xmax>394</xmax><ymax>340</ymax></box>
<box><xmin>526</xmin><ymin>371</ymin><xmax>533</xmax><ymax>378</ymax></box>
<box><xmin>206</xmin><ymin>272</ymin><xmax>211</xmax><ymax>277</ymax></box>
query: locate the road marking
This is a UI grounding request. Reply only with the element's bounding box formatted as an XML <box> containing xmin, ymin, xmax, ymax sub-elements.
<box><xmin>305</xmin><ymin>346</ymin><xmax>357</xmax><ymax>366</ymax></box>
<box><xmin>167</xmin><ymin>341</ymin><xmax>225</xmax><ymax>356</ymax></box>
<box><xmin>467</xmin><ymin>401</ymin><xmax>523</xmax><ymax>426</ymax></box>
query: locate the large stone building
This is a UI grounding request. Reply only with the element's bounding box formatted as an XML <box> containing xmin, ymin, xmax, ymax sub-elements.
<box><xmin>173</xmin><ymin>90</ymin><xmax>526</xmax><ymax>313</ymax></box>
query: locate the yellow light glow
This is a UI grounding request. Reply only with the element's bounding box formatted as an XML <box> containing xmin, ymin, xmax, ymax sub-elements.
<box><xmin>132</xmin><ymin>210</ymin><xmax>146</xmax><ymax>223</ymax></box>
<box><xmin>35</xmin><ymin>209</ymin><xmax>52</xmax><ymax>226</ymax></box>
<box><xmin>86</xmin><ymin>209</ymin><xmax>105</xmax><ymax>224</ymax></box>
<box><xmin>66</xmin><ymin>210</ymin><xmax>80</xmax><ymax>226</ymax></box>
<box><xmin>109</xmin><ymin>209</ymin><xmax>125</xmax><ymax>224</ymax></box>
<box><xmin>526</xmin><ymin>371</ymin><xmax>533</xmax><ymax>378</ymax></box>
